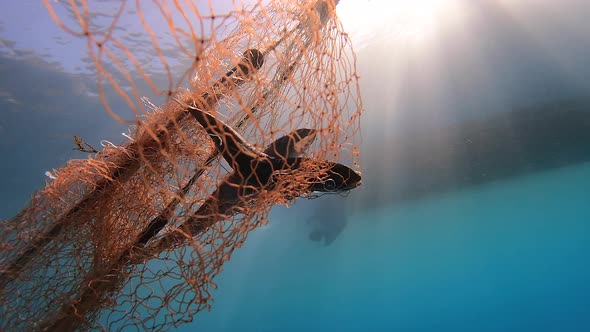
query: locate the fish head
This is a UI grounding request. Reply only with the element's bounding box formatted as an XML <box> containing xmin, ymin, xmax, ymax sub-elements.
<box><xmin>309</xmin><ymin>162</ymin><xmax>362</xmax><ymax>192</ymax></box>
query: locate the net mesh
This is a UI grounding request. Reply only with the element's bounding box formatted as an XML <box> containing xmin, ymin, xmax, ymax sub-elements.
<box><xmin>0</xmin><ymin>0</ymin><xmax>362</xmax><ymax>330</ymax></box>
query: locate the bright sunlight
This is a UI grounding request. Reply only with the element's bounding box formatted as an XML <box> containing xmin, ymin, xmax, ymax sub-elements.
<box><xmin>337</xmin><ymin>0</ymin><xmax>462</xmax><ymax>48</ymax></box>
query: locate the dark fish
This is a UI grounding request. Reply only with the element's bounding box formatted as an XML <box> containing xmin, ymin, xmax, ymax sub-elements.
<box><xmin>181</xmin><ymin>103</ymin><xmax>361</xmax><ymax>235</ymax></box>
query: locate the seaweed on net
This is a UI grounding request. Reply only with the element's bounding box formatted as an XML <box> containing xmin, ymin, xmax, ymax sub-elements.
<box><xmin>0</xmin><ymin>0</ymin><xmax>363</xmax><ymax>330</ymax></box>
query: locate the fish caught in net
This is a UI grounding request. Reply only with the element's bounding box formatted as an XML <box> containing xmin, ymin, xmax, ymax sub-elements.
<box><xmin>0</xmin><ymin>0</ymin><xmax>363</xmax><ymax>330</ymax></box>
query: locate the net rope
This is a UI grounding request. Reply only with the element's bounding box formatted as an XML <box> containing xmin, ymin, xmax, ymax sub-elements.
<box><xmin>0</xmin><ymin>0</ymin><xmax>362</xmax><ymax>330</ymax></box>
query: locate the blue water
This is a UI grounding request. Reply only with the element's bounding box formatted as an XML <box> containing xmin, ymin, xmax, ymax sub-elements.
<box><xmin>192</xmin><ymin>162</ymin><xmax>590</xmax><ymax>331</ymax></box>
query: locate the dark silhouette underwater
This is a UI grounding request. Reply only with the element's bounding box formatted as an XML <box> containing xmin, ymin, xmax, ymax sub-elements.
<box><xmin>305</xmin><ymin>194</ymin><xmax>350</xmax><ymax>246</ymax></box>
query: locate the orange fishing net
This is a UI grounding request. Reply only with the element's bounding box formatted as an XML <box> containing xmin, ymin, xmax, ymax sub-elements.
<box><xmin>0</xmin><ymin>0</ymin><xmax>362</xmax><ymax>330</ymax></box>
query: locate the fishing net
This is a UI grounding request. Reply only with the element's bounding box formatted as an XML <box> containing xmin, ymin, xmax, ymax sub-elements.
<box><xmin>0</xmin><ymin>0</ymin><xmax>362</xmax><ymax>330</ymax></box>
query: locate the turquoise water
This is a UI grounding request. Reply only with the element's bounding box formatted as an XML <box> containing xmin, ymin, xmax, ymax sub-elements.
<box><xmin>192</xmin><ymin>162</ymin><xmax>590</xmax><ymax>331</ymax></box>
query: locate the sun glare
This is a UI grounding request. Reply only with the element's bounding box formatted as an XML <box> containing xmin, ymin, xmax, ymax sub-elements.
<box><xmin>338</xmin><ymin>0</ymin><xmax>458</xmax><ymax>48</ymax></box>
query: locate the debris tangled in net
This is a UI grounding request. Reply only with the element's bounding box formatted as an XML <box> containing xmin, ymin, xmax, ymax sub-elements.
<box><xmin>0</xmin><ymin>0</ymin><xmax>362</xmax><ymax>330</ymax></box>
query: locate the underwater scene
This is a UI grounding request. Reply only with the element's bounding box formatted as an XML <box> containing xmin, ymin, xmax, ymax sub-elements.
<box><xmin>1</xmin><ymin>0</ymin><xmax>589</xmax><ymax>331</ymax></box>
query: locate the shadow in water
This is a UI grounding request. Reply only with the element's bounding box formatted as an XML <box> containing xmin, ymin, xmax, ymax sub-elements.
<box><xmin>305</xmin><ymin>195</ymin><xmax>350</xmax><ymax>246</ymax></box>
<box><xmin>360</xmin><ymin>98</ymin><xmax>590</xmax><ymax>210</ymax></box>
